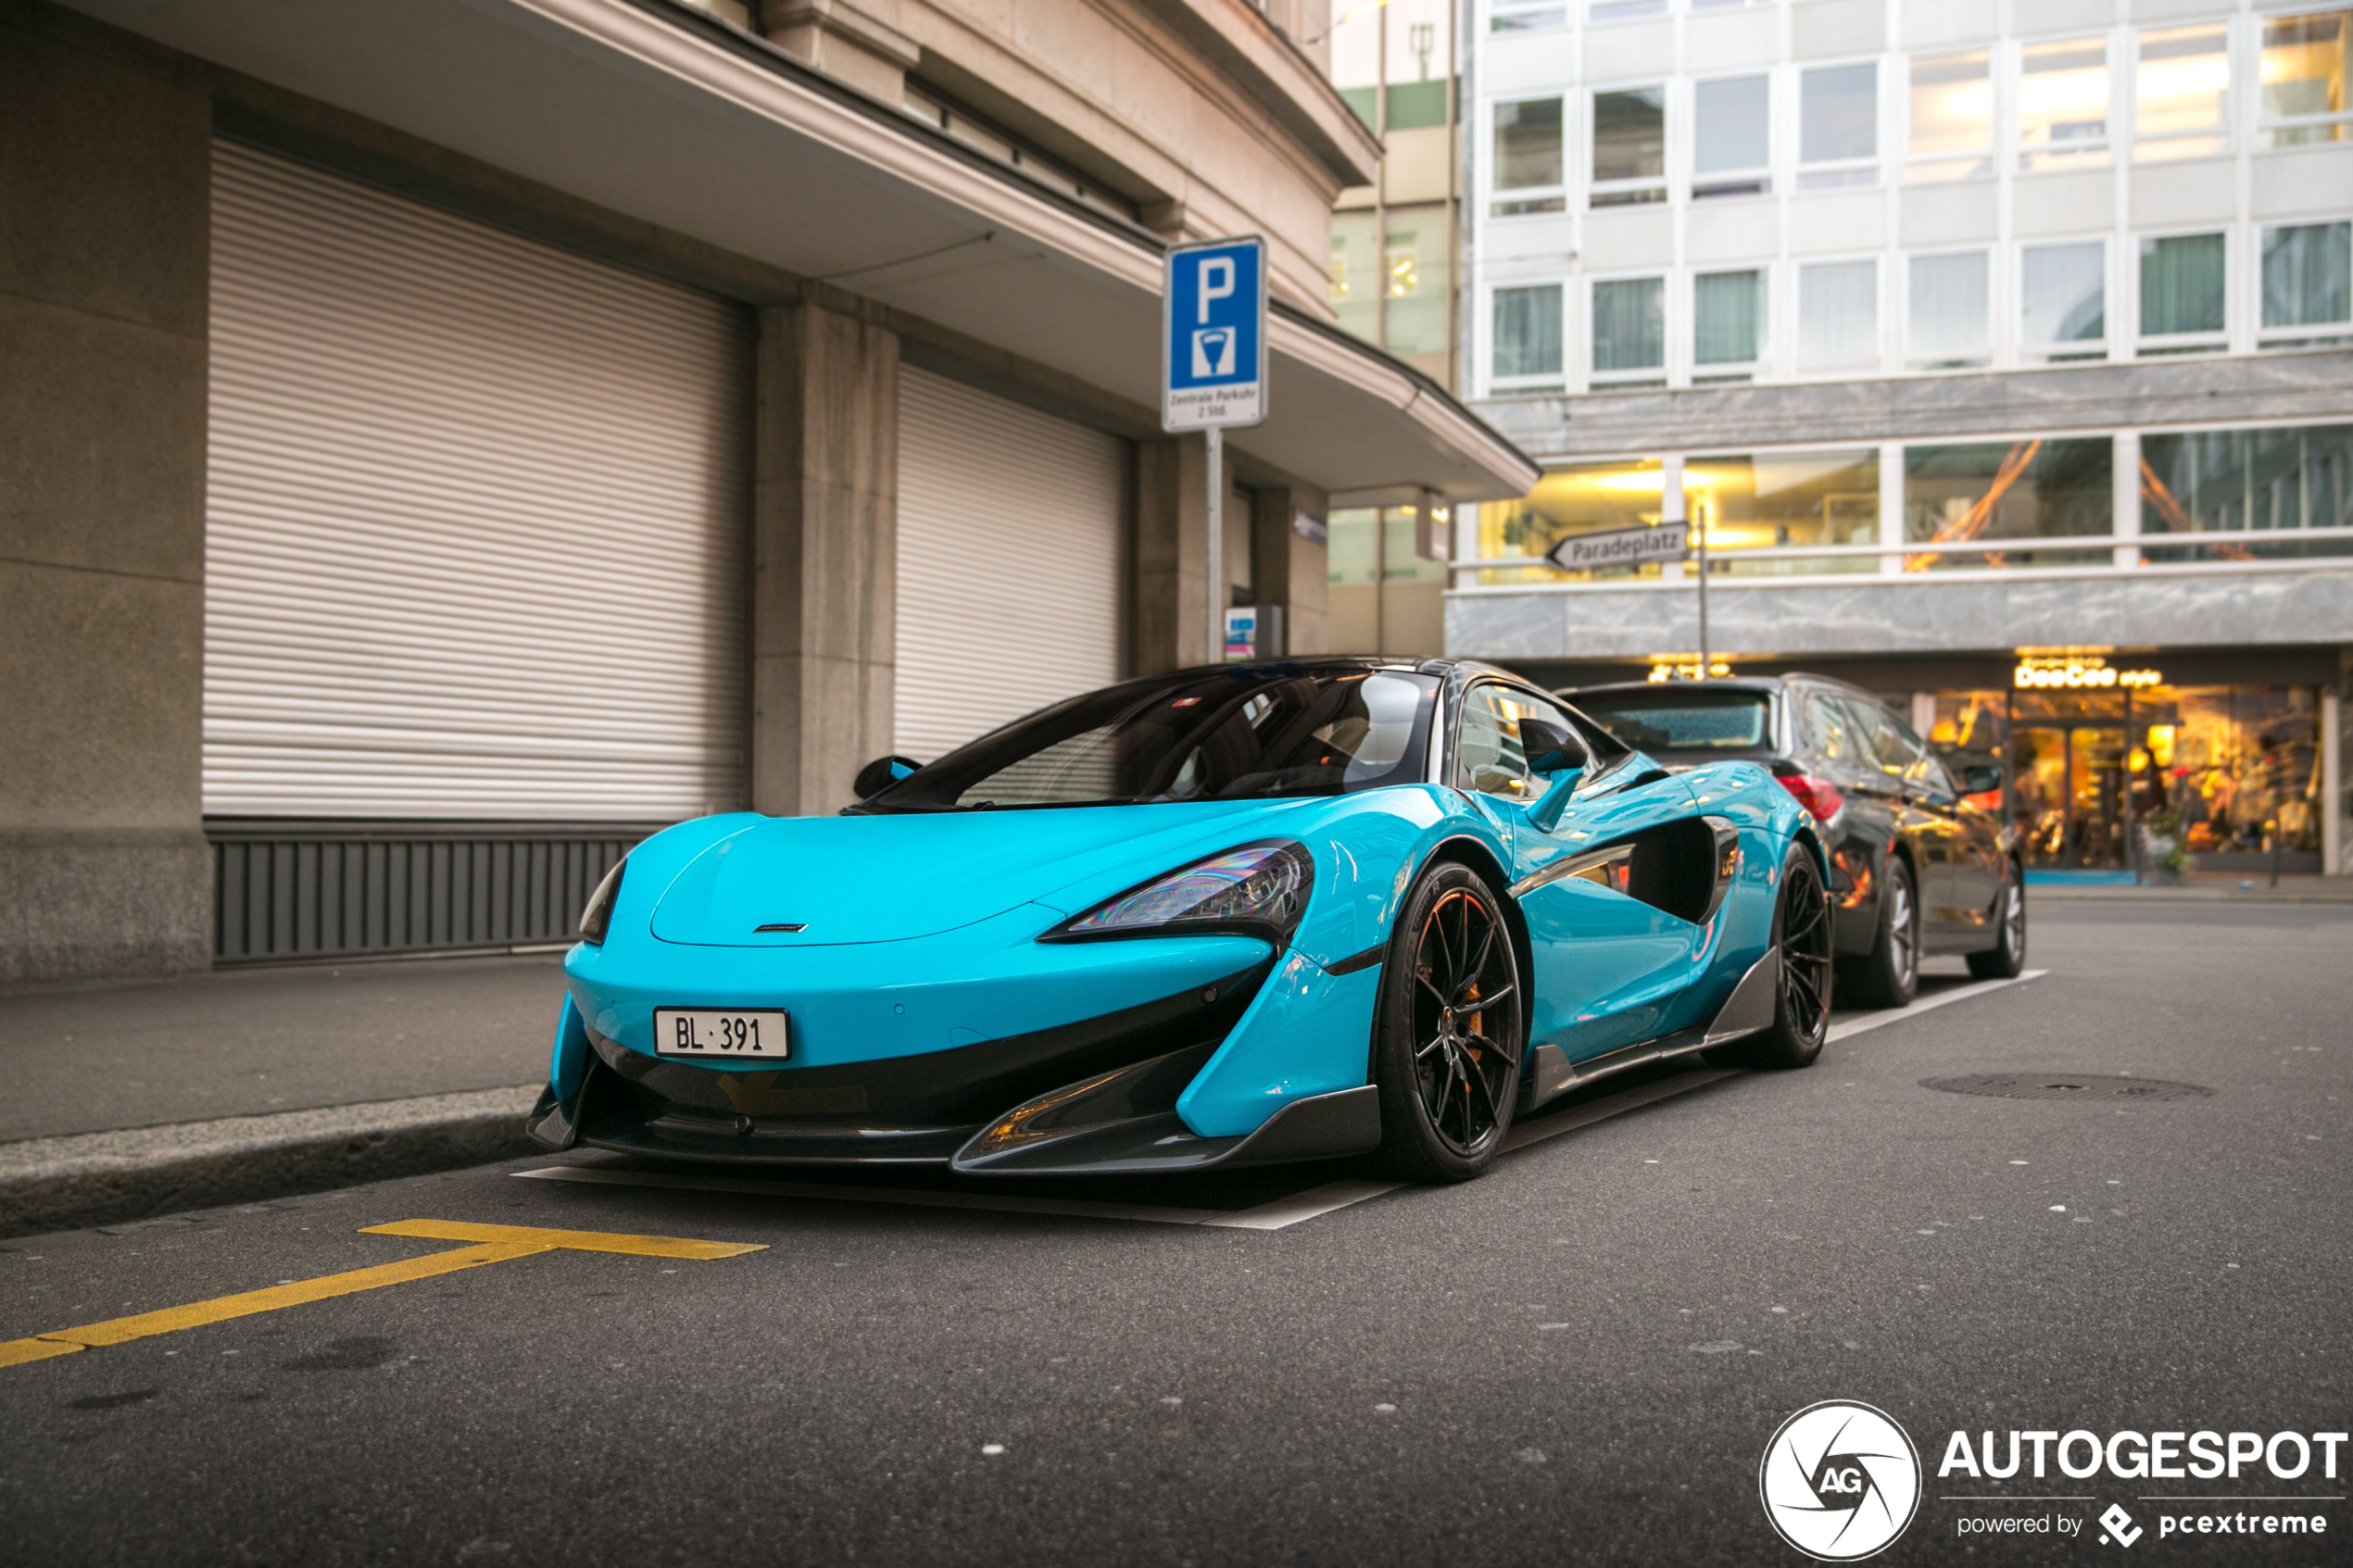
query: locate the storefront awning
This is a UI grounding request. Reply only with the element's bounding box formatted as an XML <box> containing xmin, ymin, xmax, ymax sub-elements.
<box><xmin>63</xmin><ymin>0</ymin><xmax>1538</xmax><ymax>503</ymax></box>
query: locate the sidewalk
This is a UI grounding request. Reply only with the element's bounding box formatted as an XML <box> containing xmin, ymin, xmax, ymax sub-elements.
<box><xmin>2027</xmin><ymin>870</ymin><xmax>2353</xmax><ymax>905</ymax></box>
<box><xmin>0</xmin><ymin>954</ymin><xmax>563</xmax><ymax>1236</ymax></box>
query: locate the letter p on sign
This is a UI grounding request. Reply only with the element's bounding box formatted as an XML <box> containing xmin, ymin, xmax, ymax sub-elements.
<box><xmin>1197</xmin><ymin>257</ymin><xmax>1234</xmax><ymax>323</ymax></box>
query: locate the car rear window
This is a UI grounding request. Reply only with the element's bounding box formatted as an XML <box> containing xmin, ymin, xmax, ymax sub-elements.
<box><xmin>1570</xmin><ymin>690</ymin><xmax>1773</xmax><ymax>753</ymax></box>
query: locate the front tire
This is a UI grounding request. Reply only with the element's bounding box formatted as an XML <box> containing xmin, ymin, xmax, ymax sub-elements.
<box><xmin>1707</xmin><ymin>845</ymin><xmax>1832</xmax><ymax>1070</ymax></box>
<box><xmin>1966</xmin><ymin>866</ymin><xmax>2027</xmax><ymax>979</ymax></box>
<box><xmin>1369</xmin><ymin>863</ymin><xmax>1525</xmax><ymax>1184</ymax></box>
<box><xmin>1840</xmin><ymin>854</ymin><xmax>1919</xmax><ymax>1009</ymax></box>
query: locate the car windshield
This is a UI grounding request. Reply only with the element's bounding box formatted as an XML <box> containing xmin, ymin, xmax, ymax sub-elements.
<box><xmin>855</xmin><ymin>667</ymin><xmax>1441</xmax><ymax>812</ymax></box>
<box><xmin>1571</xmin><ymin>689</ymin><xmax>1774</xmax><ymax>753</ymax></box>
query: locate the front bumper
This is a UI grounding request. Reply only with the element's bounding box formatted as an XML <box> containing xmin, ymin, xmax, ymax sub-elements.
<box><xmin>547</xmin><ymin>960</ymin><xmax>1271</xmax><ymax>1166</ymax></box>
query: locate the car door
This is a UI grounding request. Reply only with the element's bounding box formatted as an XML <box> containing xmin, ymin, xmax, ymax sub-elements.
<box><xmin>1849</xmin><ymin>698</ymin><xmax>1969</xmax><ymax>941</ymax></box>
<box><xmin>1455</xmin><ymin>684</ymin><xmax>1703</xmax><ymax>1060</ymax></box>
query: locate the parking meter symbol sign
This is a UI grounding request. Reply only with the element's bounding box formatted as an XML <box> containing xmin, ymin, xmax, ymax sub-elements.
<box><xmin>1192</xmin><ymin>328</ymin><xmax>1235</xmax><ymax>378</ymax></box>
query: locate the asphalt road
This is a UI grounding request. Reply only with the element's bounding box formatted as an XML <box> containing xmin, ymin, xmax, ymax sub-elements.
<box><xmin>3</xmin><ymin>902</ymin><xmax>2347</xmax><ymax>1567</ymax></box>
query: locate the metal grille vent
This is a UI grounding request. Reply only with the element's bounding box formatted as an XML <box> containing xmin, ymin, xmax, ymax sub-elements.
<box><xmin>1921</xmin><ymin>1073</ymin><xmax>2212</xmax><ymax>1102</ymax></box>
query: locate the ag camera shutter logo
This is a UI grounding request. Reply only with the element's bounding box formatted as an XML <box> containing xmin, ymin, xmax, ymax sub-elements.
<box><xmin>1760</xmin><ymin>1400</ymin><xmax>1923</xmax><ymax>1561</ymax></box>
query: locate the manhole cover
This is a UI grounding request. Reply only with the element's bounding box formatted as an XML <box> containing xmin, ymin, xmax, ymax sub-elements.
<box><xmin>1921</xmin><ymin>1073</ymin><xmax>2211</xmax><ymax>1102</ymax></box>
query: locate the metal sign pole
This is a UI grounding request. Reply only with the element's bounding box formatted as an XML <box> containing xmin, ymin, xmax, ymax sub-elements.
<box><xmin>1205</xmin><ymin>426</ymin><xmax>1223</xmax><ymax>664</ymax></box>
<box><xmin>1696</xmin><ymin>520</ymin><xmax>1709</xmax><ymax>679</ymax></box>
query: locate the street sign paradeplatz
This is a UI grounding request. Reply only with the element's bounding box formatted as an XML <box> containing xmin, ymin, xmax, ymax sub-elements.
<box><xmin>1546</xmin><ymin>521</ymin><xmax>1690</xmax><ymax>573</ymax></box>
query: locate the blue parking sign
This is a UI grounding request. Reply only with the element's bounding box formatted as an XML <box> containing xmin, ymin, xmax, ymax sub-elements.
<box><xmin>1163</xmin><ymin>236</ymin><xmax>1267</xmax><ymax>432</ymax></box>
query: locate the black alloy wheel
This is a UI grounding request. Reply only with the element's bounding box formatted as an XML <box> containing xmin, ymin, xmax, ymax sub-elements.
<box><xmin>1370</xmin><ymin>862</ymin><xmax>1526</xmax><ymax>1183</ymax></box>
<box><xmin>1967</xmin><ymin>865</ymin><xmax>2028</xmax><ymax>979</ymax></box>
<box><xmin>1840</xmin><ymin>854</ymin><xmax>1919</xmax><ymax>1009</ymax></box>
<box><xmin>1709</xmin><ymin>844</ymin><xmax>1833</xmax><ymax>1070</ymax></box>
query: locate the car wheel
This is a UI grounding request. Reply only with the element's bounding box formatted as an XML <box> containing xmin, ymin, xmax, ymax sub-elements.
<box><xmin>1839</xmin><ymin>854</ymin><xmax>1919</xmax><ymax>1009</ymax></box>
<box><xmin>1706</xmin><ymin>845</ymin><xmax>1833</xmax><ymax>1071</ymax></box>
<box><xmin>1369</xmin><ymin>862</ymin><xmax>1525</xmax><ymax>1184</ymax></box>
<box><xmin>1966</xmin><ymin>866</ymin><xmax>2027</xmax><ymax>979</ymax></box>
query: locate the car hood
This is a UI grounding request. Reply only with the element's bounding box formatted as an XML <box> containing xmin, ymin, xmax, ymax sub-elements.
<box><xmin>648</xmin><ymin>800</ymin><xmax>1310</xmax><ymax>947</ymax></box>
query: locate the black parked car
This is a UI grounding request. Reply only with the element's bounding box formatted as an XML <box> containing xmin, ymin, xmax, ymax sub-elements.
<box><xmin>1565</xmin><ymin>675</ymin><xmax>2025</xmax><ymax>1008</ymax></box>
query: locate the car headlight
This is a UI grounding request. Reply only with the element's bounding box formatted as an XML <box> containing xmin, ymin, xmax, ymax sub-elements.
<box><xmin>1044</xmin><ymin>841</ymin><xmax>1313</xmax><ymax>946</ymax></box>
<box><xmin>578</xmin><ymin>858</ymin><xmax>626</xmax><ymax>945</ymax></box>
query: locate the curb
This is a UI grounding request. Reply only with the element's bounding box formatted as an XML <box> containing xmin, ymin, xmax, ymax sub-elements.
<box><xmin>2032</xmin><ymin>886</ymin><xmax>2353</xmax><ymax>906</ymax></box>
<box><xmin>0</xmin><ymin>1086</ymin><xmax>542</xmax><ymax>1239</ymax></box>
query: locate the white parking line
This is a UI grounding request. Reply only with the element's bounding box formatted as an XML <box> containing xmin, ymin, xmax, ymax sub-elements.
<box><xmin>514</xmin><ymin>975</ymin><xmax>2047</xmax><ymax>1233</ymax></box>
<box><xmin>1827</xmin><ymin>969</ymin><xmax>2047</xmax><ymax>1044</ymax></box>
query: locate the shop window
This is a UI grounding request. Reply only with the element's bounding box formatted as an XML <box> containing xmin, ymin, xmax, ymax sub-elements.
<box><xmin>1476</xmin><ymin>458</ymin><xmax>1667</xmax><ymax>584</ymax></box>
<box><xmin>1798</xmin><ymin>259</ymin><xmax>1878</xmax><ymax>370</ymax></box>
<box><xmin>1908</xmin><ymin>251</ymin><xmax>1991</xmax><ymax>368</ymax></box>
<box><xmin>2021</xmin><ymin>241</ymin><xmax>2108</xmax><ymax>360</ymax></box>
<box><xmin>1907</xmin><ymin>50</ymin><xmax>1993</xmax><ymax>183</ymax></box>
<box><xmin>2138</xmin><ymin>232</ymin><xmax>2226</xmax><ymax>352</ymax></box>
<box><xmin>1693</xmin><ymin>269</ymin><xmax>1766</xmax><ymax>379</ymax></box>
<box><xmin>2138</xmin><ymin>423</ymin><xmax>2353</xmax><ymax>562</ymax></box>
<box><xmin>1694</xmin><ymin>75</ymin><xmax>1770</xmax><ymax>199</ymax></box>
<box><xmin>1383</xmin><ymin>206</ymin><xmax>1453</xmax><ymax>358</ymax></box>
<box><xmin>1593</xmin><ymin>87</ymin><xmax>1668</xmax><ymax>207</ymax></box>
<box><xmin>2259</xmin><ymin>10</ymin><xmax>2349</xmax><ymax>148</ymax></box>
<box><xmin>1681</xmin><ymin>448</ymin><xmax>1879</xmax><ymax>578</ymax></box>
<box><xmin>2136</xmin><ymin>23</ymin><xmax>2230</xmax><ymax>162</ymax></box>
<box><xmin>2019</xmin><ymin>37</ymin><xmax>2109</xmax><ymax>171</ymax></box>
<box><xmin>1491</xmin><ymin>283</ymin><xmax>1565</xmax><ymax>385</ymax></box>
<box><xmin>1592</xmin><ymin>276</ymin><xmax>1666</xmax><ymax>386</ymax></box>
<box><xmin>1799</xmin><ymin>64</ymin><xmax>1878</xmax><ymax>189</ymax></box>
<box><xmin>1902</xmin><ymin>437</ymin><xmax>2113</xmax><ymax>571</ymax></box>
<box><xmin>2137</xmin><ymin>688</ymin><xmax>2322</xmax><ymax>862</ymax></box>
<box><xmin>2259</xmin><ymin>221</ymin><xmax>2352</xmax><ymax>345</ymax></box>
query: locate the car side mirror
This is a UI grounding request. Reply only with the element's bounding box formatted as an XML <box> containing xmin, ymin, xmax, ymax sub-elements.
<box><xmin>1524</xmin><ymin>764</ymin><xmax>1585</xmax><ymax>834</ymax></box>
<box><xmin>853</xmin><ymin>755</ymin><xmax>924</xmax><ymax>799</ymax></box>
<box><xmin>1960</xmin><ymin>765</ymin><xmax>2001</xmax><ymax>795</ymax></box>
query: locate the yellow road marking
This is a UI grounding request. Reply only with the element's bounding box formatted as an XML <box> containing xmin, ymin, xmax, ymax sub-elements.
<box><xmin>361</xmin><ymin>1219</ymin><xmax>766</xmax><ymax>1260</ymax></box>
<box><xmin>1</xmin><ymin>1220</ymin><xmax>765</xmax><ymax>1374</ymax></box>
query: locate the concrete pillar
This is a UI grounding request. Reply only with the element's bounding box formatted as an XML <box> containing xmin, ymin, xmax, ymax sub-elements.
<box><xmin>1251</xmin><ymin>485</ymin><xmax>1331</xmax><ymax>656</ymax></box>
<box><xmin>0</xmin><ymin>15</ymin><xmax>213</xmax><ymax>984</ymax></box>
<box><xmin>750</xmin><ymin>302</ymin><xmax>899</xmax><ymax>817</ymax></box>
<box><xmin>1134</xmin><ymin>434</ymin><xmax>1219</xmax><ymax>675</ymax></box>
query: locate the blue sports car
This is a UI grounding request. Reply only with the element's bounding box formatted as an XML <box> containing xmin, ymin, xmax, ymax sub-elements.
<box><xmin>529</xmin><ymin>659</ymin><xmax>1831</xmax><ymax>1184</ymax></box>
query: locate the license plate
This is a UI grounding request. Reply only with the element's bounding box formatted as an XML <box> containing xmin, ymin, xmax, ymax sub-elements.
<box><xmin>653</xmin><ymin>1009</ymin><xmax>788</xmax><ymax>1060</ymax></box>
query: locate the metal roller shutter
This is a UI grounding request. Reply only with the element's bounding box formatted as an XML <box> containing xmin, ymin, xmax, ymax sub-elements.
<box><xmin>204</xmin><ymin>141</ymin><xmax>750</xmax><ymax>821</ymax></box>
<box><xmin>895</xmin><ymin>368</ymin><xmax>1126</xmax><ymax>760</ymax></box>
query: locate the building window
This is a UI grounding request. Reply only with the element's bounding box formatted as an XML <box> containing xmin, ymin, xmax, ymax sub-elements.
<box><xmin>1693</xmin><ymin>75</ymin><xmax>1770</xmax><ymax>199</ymax></box>
<box><xmin>1683</xmin><ymin>449</ymin><xmax>1881</xmax><ymax>577</ymax></box>
<box><xmin>2139</xmin><ymin>232</ymin><xmax>2227</xmax><ymax>351</ymax></box>
<box><xmin>2260</xmin><ymin>221</ymin><xmax>2353</xmax><ymax>344</ymax></box>
<box><xmin>2019</xmin><ymin>36</ymin><xmax>2109</xmax><ymax>170</ymax></box>
<box><xmin>1589</xmin><ymin>0</ymin><xmax>1666</xmax><ymax>19</ymax></box>
<box><xmin>1907</xmin><ymin>49</ymin><xmax>1992</xmax><ymax>182</ymax></box>
<box><xmin>2259</xmin><ymin>10</ymin><xmax>2349</xmax><ymax>147</ymax></box>
<box><xmin>1492</xmin><ymin>283</ymin><xmax>1565</xmax><ymax>383</ymax></box>
<box><xmin>1591</xmin><ymin>277</ymin><xmax>1666</xmax><ymax>386</ymax></box>
<box><xmin>1908</xmin><ymin>251</ymin><xmax>1991</xmax><ymax>368</ymax></box>
<box><xmin>1592</xmin><ymin>87</ymin><xmax>1668</xmax><ymax>207</ymax></box>
<box><xmin>1383</xmin><ymin>206</ymin><xmax>1453</xmax><ymax>358</ymax></box>
<box><xmin>1489</xmin><ymin>0</ymin><xmax>1568</xmax><ymax>32</ymax></box>
<box><xmin>1798</xmin><ymin>259</ymin><xmax>1878</xmax><ymax>370</ymax></box>
<box><xmin>2136</xmin><ymin>22</ymin><xmax>2230</xmax><ymax>162</ymax></box>
<box><xmin>2140</xmin><ymin>424</ymin><xmax>2353</xmax><ymax>561</ymax></box>
<box><xmin>1492</xmin><ymin>97</ymin><xmax>1567</xmax><ymax>216</ymax></box>
<box><xmin>1330</xmin><ymin>211</ymin><xmax>1378</xmax><ymax>343</ymax></box>
<box><xmin>1904</xmin><ymin>438</ymin><xmax>2114</xmax><ymax>571</ymax></box>
<box><xmin>1799</xmin><ymin>64</ymin><xmax>1878</xmax><ymax>189</ymax></box>
<box><xmin>1476</xmin><ymin>458</ymin><xmax>1669</xmax><ymax>585</ymax></box>
<box><xmin>2021</xmin><ymin>241</ymin><xmax>2108</xmax><ymax>359</ymax></box>
<box><xmin>1694</xmin><ymin>270</ymin><xmax>1766</xmax><ymax>378</ymax></box>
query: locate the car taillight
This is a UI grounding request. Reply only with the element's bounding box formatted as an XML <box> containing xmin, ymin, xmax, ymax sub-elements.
<box><xmin>1776</xmin><ymin>772</ymin><xmax>1843</xmax><ymax>822</ymax></box>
